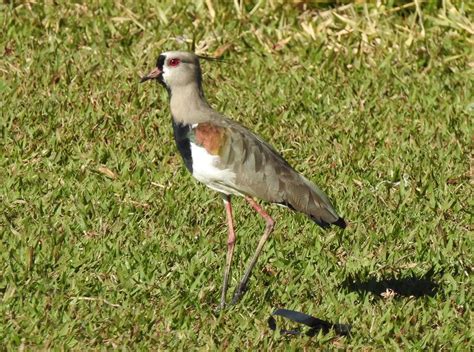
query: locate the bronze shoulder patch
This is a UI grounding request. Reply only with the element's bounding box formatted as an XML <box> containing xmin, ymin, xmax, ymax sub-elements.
<box><xmin>194</xmin><ymin>123</ymin><xmax>227</xmax><ymax>155</ymax></box>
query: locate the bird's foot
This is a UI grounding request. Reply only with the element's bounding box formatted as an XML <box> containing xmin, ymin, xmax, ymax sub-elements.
<box><xmin>215</xmin><ymin>303</ymin><xmax>226</xmax><ymax>313</ymax></box>
<box><xmin>231</xmin><ymin>283</ymin><xmax>247</xmax><ymax>305</ymax></box>
<box><xmin>216</xmin><ymin>298</ymin><xmax>227</xmax><ymax>311</ymax></box>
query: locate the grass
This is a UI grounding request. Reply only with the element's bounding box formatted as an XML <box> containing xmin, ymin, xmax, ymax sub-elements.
<box><xmin>1</xmin><ymin>0</ymin><xmax>472</xmax><ymax>349</ymax></box>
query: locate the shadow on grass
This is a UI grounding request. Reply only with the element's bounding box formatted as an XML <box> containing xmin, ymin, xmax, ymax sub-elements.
<box><xmin>268</xmin><ymin>309</ymin><xmax>352</xmax><ymax>337</ymax></box>
<box><xmin>341</xmin><ymin>269</ymin><xmax>439</xmax><ymax>298</ymax></box>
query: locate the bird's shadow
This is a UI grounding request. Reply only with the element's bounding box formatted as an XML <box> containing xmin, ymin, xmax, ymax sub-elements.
<box><xmin>267</xmin><ymin>270</ymin><xmax>439</xmax><ymax>338</ymax></box>
<box><xmin>341</xmin><ymin>268</ymin><xmax>439</xmax><ymax>298</ymax></box>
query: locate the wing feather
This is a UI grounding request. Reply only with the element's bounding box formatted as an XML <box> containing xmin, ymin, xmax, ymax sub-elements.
<box><xmin>194</xmin><ymin>116</ymin><xmax>344</xmax><ymax>227</ymax></box>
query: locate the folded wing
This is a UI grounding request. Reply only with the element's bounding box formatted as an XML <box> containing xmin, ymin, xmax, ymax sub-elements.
<box><xmin>193</xmin><ymin>117</ymin><xmax>345</xmax><ymax>228</ymax></box>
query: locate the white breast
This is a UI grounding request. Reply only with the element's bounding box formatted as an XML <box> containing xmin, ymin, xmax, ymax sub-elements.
<box><xmin>190</xmin><ymin>142</ymin><xmax>243</xmax><ymax>196</ymax></box>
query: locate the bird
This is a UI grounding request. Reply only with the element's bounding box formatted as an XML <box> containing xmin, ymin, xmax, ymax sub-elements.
<box><xmin>141</xmin><ymin>51</ymin><xmax>346</xmax><ymax>308</ymax></box>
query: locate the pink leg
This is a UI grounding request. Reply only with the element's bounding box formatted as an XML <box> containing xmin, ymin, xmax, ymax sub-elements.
<box><xmin>220</xmin><ymin>195</ymin><xmax>236</xmax><ymax>308</ymax></box>
<box><xmin>245</xmin><ymin>196</ymin><xmax>275</xmax><ymax>225</ymax></box>
<box><xmin>232</xmin><ymin>196</ymin><xmax>275</xmax><ymax>304</ymax></box>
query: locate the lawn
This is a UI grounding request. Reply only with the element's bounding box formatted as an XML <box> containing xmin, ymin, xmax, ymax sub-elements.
<box><xmin>1</xmin><ymin>1</ymin><xmax>472</xmax><ymax>349</ymax></box>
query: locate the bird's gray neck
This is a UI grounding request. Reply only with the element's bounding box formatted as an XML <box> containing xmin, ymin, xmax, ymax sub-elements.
<box><xmin>169</xmin><ymin>82</ymin><xmax>213</xmax><ymax>125</ymax></box>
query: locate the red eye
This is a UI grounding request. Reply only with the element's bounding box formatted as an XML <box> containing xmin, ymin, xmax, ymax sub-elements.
<box><xmin>169</xmin><ymin>58</ymin><xmax>180</xmax><ymax>67</ymax></box>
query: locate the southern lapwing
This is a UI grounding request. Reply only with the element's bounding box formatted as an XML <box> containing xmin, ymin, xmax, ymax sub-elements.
<box><xmin>141</xmin><ymin>51</ymin><xmax>346</xmax><ymax>308</ymax></box>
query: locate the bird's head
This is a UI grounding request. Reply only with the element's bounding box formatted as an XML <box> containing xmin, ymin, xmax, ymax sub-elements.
<box><xmin>140</xmin><ymin>51</ymin><xmax>202</xmax><ymax>90</ymax></box>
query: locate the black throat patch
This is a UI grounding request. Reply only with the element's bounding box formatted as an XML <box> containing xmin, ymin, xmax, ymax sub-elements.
<box><xmin>172</xmin><ymin>120</ymin><xmax>193</xmax><ymax>173</ymax></box>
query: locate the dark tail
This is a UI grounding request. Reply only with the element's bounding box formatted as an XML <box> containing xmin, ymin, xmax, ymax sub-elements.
<box><xmin>310</xmin><ymin>215</ymin><xmax>347</xmax><ymax>229</ymax></box>
<box><xmin>333</xmin><ymin>217</ymin><xmax>347</xmax><ymax>229</ymax></box>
